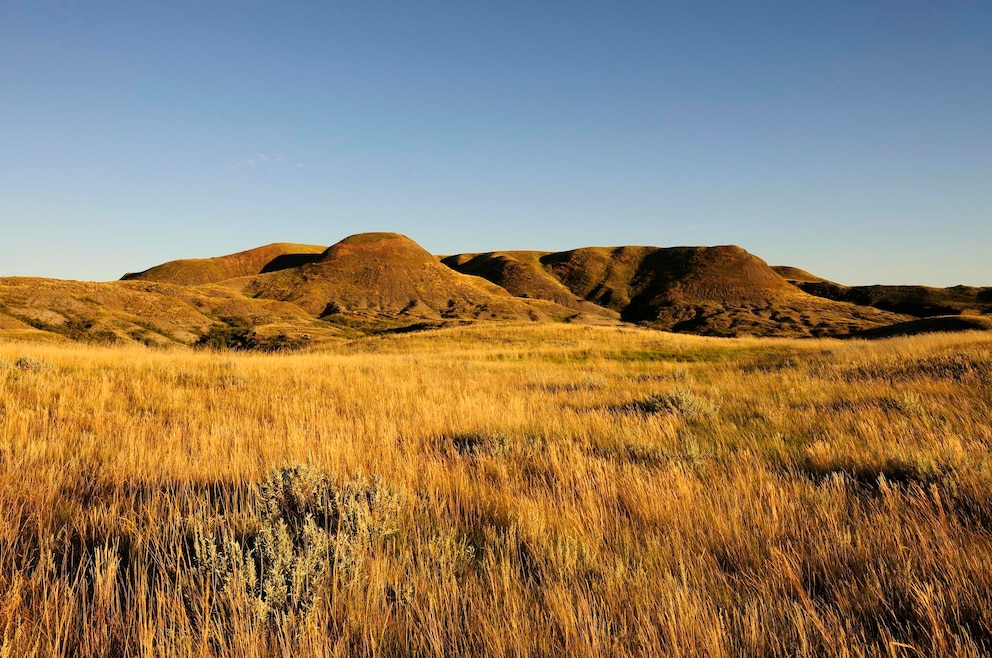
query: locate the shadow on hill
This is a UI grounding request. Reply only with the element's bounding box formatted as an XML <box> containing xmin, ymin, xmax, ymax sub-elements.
<box><xmin>260</xmin><ymin>253</ymin><xmax>325</xmax><ymax>273</ymax></box>
<box><xmin>795</xmin><ymin>281</ymin><xmax>992</xmax><ymax>317</ymax></box>
<box><xmin>378</xmin><ymin>321</ymin><xmax>446</xmax><ymax>335</ymax></box>
<box><xmin>851</xmin><ymin>315</ymin><xmax>992</xmax><ymax>340</ymax></box>
<box><xmin>620</xmin><ymin>248</ymin><xmax>715</xmax><ymax>323</ymax></box>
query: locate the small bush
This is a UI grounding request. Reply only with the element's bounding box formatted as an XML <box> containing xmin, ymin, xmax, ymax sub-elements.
<box><xmin>11</xmin><ymin>313</ymin><xmax>117</xmax><ymax>344</ymax></box>
<box><xmin>256</xmin><ymin>466</ymin><xmax>403</xmax><ymax>612</ymax></box>
<box><xmin>195</xmin><ymin>317</ymin><xmax>257</xmax><ymax>351</ymax></box>
<box><xmin>191</xmin><ymin>465</ymin><xmax>404</xmax><ymax>620</ymax></box>
<box><xmin>195</xmin><ymin>318</ymin><xmax>310</xmax><ymax>352</ymax></box>
<box><xmin>448</xmin><ymin>432</ymin><xmax>511</xmax><ymax>457</ymax></box>
<box><xmin>881</xmin><ymin>392</ymin><xmax>926</xmax><ymax>416</ymax></box>
<box><xmin>14</xmin><ymin>356</ymin><xmax>45</xmax><ymax>372</ymax></box>
<box><xmin>254</xmin><ymin>333</ymin><xmax>310</xmax><ymax>353</ymax></box>
<box><xmin>627</xmin><ymin>386</ymin><xmax>718</xmax><ymax>418</ymax></box>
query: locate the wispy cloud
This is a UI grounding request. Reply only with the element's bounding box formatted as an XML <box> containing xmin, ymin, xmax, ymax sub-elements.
<box><xmin>238</xmin><ymin>153</ymin><xmax>269</xmax><ymax>167</ymax></box>
<box><xmin>237</xmin><ymin>153</ymin><xmax>301</xmax><ymax>170</ymax></box>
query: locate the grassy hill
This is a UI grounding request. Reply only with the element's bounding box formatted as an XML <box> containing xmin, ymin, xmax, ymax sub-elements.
<box><xmin>773</xmin><ymin>266</ymin><xmax>992</xmax><ymax>317</ymax></box>
<box><xmin>771</xmin><ymin>265</ymin><xmax>832</xmax><ymax>283</ymax></box>
<box><xmin>0</xmin><ymin>234</ymin><xmax>615</xmax><ymax>346</ymax></box>
<box><xmin>447</xmin><ymin>245</ymin><xmax>910</xmax><ymax>337</ymax></box>
<box><xmin>243</xmin><ymin>233</ymin><xmax>599</xmax><ymax>327</ymax></box>
<box><xmin>122</xmin><ymin>242</ymin><xmax>327</xmax><ymax>285</ymax></box>
<box><xmin>0</xmin><ymin>277</ymin><xmax>341</xmax><ymax>346</ymax></box>
<box><xmin>439</xmin><ymin>251</ymin><xmax>619</xmax><ymax>318</ymax></box>
<box><xmin>2</xmin><ymin>232</ymin><xmax>988</xmax><ymax>346</ymax></box>
<box><xmin>852</xmin><ymin>314</ymin><xmax>992</xmax><ymax>339</ymax></box>
<box><xmin>790</xmin><ymin>280</ymin><xmax>992</xmax><ymax>317</ymax></box>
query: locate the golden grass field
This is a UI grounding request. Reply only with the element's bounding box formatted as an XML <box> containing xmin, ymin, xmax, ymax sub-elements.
<box><xmin>1</xmin><ymin>324</ymin><xmax>990</xmax><ymax>657</ymax></box>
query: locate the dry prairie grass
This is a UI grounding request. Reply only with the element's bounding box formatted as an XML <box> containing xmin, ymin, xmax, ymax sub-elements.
<box><xmin>0</xmin><ymin>324</ymin><xmax>990</xmax><ymax>657</ymax></box>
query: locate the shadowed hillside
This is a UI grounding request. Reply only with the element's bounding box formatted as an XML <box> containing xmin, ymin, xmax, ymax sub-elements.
<box><xmin>543</xmin><ymin>245</ymin><xmax>789</xmax><ymax>314</ymax></box>
<box><xmin>439</xmin><ymin>251</ymin><xmax>619</xmax><ymax>319</ymax></box>
<box><xmin>243</xmin><ymin>233</ymin><xmax>593</xmax><ymax>325</ymax></box>
<box><xmin>853</xmin><ymin>314</ymin><xmax>992</xmax><ymax>339</ymax></box>
<box><xmin>122</xmin><ymin>243</ymin><xmax>327</xmax><ymax>285</ymax></box>
<box><xmin>773</xmin><ymin>266</ymin><xmax>992</xmax><ymax>317</ymax></box>
<box><xmin>789</xmin><ymin>280</ymin><xmax>992</xmax><ymax>318</ymax></box>
<box><xmin>447</xmin><ymin>245</ymin><xmax>910</xmax><ymax>337</ymax></box>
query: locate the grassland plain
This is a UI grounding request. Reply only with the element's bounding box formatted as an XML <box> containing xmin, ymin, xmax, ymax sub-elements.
<box><xmin>0</xmin><ymin>324</ymin><xmax>990</xmax><ymax>657</ymax></box>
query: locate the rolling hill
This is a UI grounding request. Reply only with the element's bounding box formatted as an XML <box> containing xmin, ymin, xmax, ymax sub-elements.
<box><xmin>770</xmin><ymin>265</ymin><xmax>831</xmax><ymax>284</ymax></box>
<box><xmin>0</xmin><ymin>277</ymin><xmax>341</xmax><ymax>346</ymax></box>
<box><xmin>122</xmin><ymin>243</ymin><xmax>327</xmax><ymax>285</ymax></box>
<box><xmin>439</xmin><ymin>251</ymin><xmax>618</xmax><ymax>318</ymax></box>
<box><xmin>445</xmin><ymin>245</ymin><xmax>911</xmax><ymax>337</ymax></box>
<box><xmin>1</xmin><ymin>231</ymin><xmax>988</xmax><ymax>346</ymax></box>
<box><xmin>790</xmin><ymin>281</ymin><xmax>992</xmax><ymax>318</ymax></box>
<box><xmin>239</xmin><ymin>232</ymin><xmax>595</xmax><ymax>326</ymax></box>
<box><xmin>773</xmin><ymin>265</ymin><xmax>992</xmax><ymax>317</ymax></box>
<box><xmin>851</xmin><ymin>314</ymin><xmax>992</xmax><ymax>339</ymax></box>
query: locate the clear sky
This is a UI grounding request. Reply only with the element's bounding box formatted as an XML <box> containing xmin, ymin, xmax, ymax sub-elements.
<box><xmin>2</xmin><ymin>1</ymin><xmax>990</xmax><ymax>286</ymax></box>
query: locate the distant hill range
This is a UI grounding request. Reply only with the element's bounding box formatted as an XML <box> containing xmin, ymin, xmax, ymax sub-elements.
<box><xmin>1</xmin><ymin>232</ymin><xmax>988</xmax><ymax>346</ymax></box>
<box><xmin>770</xmin><ymin>266</ymin><xmax>992</xmax><ymax>318</ymax></box>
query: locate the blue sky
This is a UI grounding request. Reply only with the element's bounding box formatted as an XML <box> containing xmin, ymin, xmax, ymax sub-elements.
<box><xmin>2</xmin><ymin>1</ymin><xmax>990</xmax><ymax>285</ymax></box>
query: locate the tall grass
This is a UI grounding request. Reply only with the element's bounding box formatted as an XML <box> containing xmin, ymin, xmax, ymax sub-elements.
<box><xmin>0</xmin><ymin>324</ymin><xmax>990</xmax><ymax>656</ymax></box>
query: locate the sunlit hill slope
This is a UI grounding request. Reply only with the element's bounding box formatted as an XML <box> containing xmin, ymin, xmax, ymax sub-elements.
<box><xmin>1</xmin><ymin>231</ymin><xmax>988</xmax><ymax>346</ymax></box>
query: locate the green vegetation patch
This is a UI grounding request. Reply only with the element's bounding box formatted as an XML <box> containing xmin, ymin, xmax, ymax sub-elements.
<box><xmin>8</xmin><ymin>311</ymin><xmax>119</xmax><ymax>344</ymax></box>
<box><xmin>195</xmin><ymin>316</ymin><xmax>311</xmax><ymax>352</ymax></box>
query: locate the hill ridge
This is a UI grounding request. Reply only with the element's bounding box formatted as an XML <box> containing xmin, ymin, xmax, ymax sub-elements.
<box><xmin>2</xmin><ymin>231</ymin><xmax>986</xmax><ymax>346</ymax></box>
